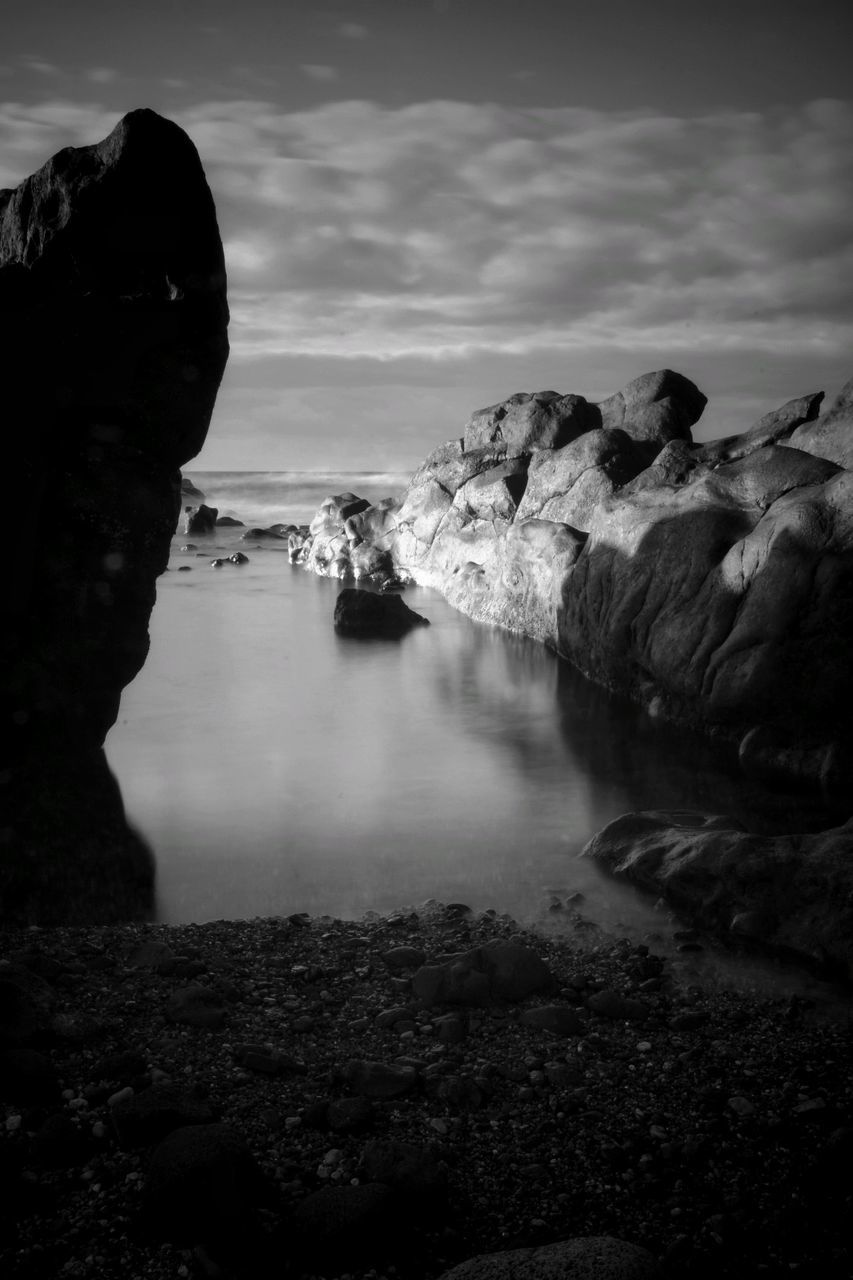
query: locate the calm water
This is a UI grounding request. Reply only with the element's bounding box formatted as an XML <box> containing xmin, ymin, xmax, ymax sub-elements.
<box><xmin>105</xmin><ymin>472</ymin><xmax>841</xmax><ymax>996</ymax></box>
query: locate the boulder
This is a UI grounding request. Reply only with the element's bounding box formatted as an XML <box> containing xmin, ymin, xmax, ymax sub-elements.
<box><xmin>215</xmin><ymin>515</ymin><xmax>244</xmax><ymax>527</ymax></box>
<box><xmin>1</xmin><ymin>109</ymin><xmax>228</xmax><ymax>926</ymax></box>
<box><xmin>454</xmin><ymin>458</ymin><xmax>530</xmax><ymax>522</ymax></box>
<box><xmin>515</xmin><ymin>428</ymin><xmax>642</xmax><ymax>527</ymax></box>
<box><xmin>287</xmin><ymin>1183</ymin><xmax>398</xmax><ymax>1270</ymax></box>
<box><xmin>596</xmin><ymin>368</ymin><xmax>707</xmax><ymax>444</ymax></box>
<box><xmin>184</xmin><ymin>503</ymin><xmax>218</xmax><ymax>534</ymax></box>
<box><xmin>143</xmin><ymin>1123</ymin><xmax>272</xmax><ymax>1260</ymax></box>
<box><xmin>358</xmin><ymin>1138</ymin><xmax>447</xmax><ymax>1208</ymax></box>
<box><xmin>343</xmin><ymin>1059</ymin><xmax>418</xmax><ymax>1099</ymax></box>
<box><xmin>582</xmin><ymin>811</ymin><xmax>853</xmax><ymax>978</ymax></box>
<box><xmin>334</xmin><ymin>588</ymin><xmax>429</xmax><ymax>637</ymax></box>
<box><xmin>241</xmin><ymin>525</ymin><xmax>289</xmax><ymax>541</ymax></box>
<box><xmin>111</xmin><ymin>1083</ymin><xmax>216</xmax><ymax>1148</ymax></box>
<box><xmin>787</xmin><ymin>376</ymin><xmax>853</xmax><ymax>468</ymax></box>
<box><xmin>412</xmin><ymin>940</ymin><xmax>553</xmax><ymax>1008</ymax></box>
<box><xmin>464</xmin><ymin>390</ymin><xmax>599</xmax><ymax>453</ymax></box>
<box><xmin>436</xmin><ymin>1236</ymin><xmax>661</xmax><ymax>1280</ymax></box>
<box><xmin>165</xmin><ymin>984</ymin><xmax>226</xmax><ymax>1029</ymax></box>
<box><xmin>519</xmin><ymin>1005</ymin><xmax>586</xmax><ymax>1037</ymax></box>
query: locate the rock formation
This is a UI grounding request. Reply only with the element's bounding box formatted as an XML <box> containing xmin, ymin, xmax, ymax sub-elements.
<box><xmin>294</xmin><ymin>371</ymin><xmax>853</xmax><ymax>785</ymax></box>
<box><xmin>1</xmin><ymin>109</ymin><xmax>229</xmax><ymax>924</ymax></box>
<box><xmin>582</xmin><ymin>811</ymin><xmax>853</xmax><ymax>980</ymax></box>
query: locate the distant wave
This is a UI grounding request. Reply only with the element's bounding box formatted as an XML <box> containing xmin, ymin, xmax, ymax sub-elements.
<box><xmin>182</xmin><ymin>470</ymin><xmax>408</xmax><ymax>526</ymax></box>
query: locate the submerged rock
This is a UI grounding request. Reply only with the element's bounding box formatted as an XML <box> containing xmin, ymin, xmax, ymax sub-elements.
<box><xmin>334</xmin><ymin>588</ymin><xmax>429</xmax><ymax>637</ymax></box>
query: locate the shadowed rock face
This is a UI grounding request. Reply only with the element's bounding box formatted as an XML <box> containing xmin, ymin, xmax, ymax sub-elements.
<box><xmin>294</xmin><ymin>371</ymin><xmax>853</xmax><ymax>782</ymax></box>
<box><xmin>1</xmin><ymin>109</ymin><xmax>229</xmax><ymax>925</ymax></box>
<box><xmin>582</xmin><ymin>811</ymin><xmax>853</xmax><ymax>980</ymax></box>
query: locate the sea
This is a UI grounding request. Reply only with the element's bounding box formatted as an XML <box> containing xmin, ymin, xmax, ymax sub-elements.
<box><xmin>104</xmin><ymin>470</ymin><xmax>841</xmax><ymax>999</ymax></box>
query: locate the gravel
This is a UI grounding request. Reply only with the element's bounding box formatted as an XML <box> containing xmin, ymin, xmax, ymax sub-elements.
<box><xmin>1</xmin><ymin>904</ymin><xmax>852</xmax><ymax>1279</ymax></box>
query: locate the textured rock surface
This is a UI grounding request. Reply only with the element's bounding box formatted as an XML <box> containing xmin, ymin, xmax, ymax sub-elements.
<box><xmin>295</xmin><ymin>370</ymin><xmax>852</xmax><ymax>779</ymax></box>
<box><xmin>787</xmin><ymin>376</ymin><xmax>853</xmax><ymax>469</ymax></box>
<box><xmin>582</xmin><ymin>811</ymin><xmax>853</xmax><ymax>979</ymax></box>
<box><xmin>436</xmin><ymin>1236</ymin><xmax>661</xmax><ymax>1280</ymax></box>
<box><xmin>1</xmin><ymin>109</ymin><xmax>228</xmax><ymax>924</ymax></box>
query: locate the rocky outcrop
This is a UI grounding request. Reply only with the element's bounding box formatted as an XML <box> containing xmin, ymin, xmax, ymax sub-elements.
<box><xmin>1</xmin><ymin>109</ymin><xmax>228</xmax><ymax>924</ymax></box>
<box><xmin>295</xmin><ymin>371</ymin><xmax>853</xmax><ymax>782</ymax></box>
<box><xmin>582</xmin><ymin>811</ymin><xmax>853</xmax><ymax>979</ymax></box>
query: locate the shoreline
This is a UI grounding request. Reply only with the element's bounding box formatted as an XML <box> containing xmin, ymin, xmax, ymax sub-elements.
<box><xmin>2</xmin><ymin>907</ymin><xmax>851</xmax><ymax>1280</ymax></box>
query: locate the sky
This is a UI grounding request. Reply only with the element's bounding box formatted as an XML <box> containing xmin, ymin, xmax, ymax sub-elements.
<box><xmin>2</xmin><ymin>0</ymin><xmax>853</xmax><ymax>471</ymax></box>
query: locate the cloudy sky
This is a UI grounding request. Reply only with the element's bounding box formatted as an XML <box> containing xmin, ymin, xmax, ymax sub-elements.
<box><xmin>3</xmin><ymin>0</ymin><xmax>852</xmax><ymax>470</ymax></box>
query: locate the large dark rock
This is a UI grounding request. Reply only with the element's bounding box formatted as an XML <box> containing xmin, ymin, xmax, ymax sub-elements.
<box><xmin>583</xmin><ymin>811</ymin><xmax>853</xmax><ymax>979</ymax></box>
<box><xmin>183</xmin><ymin>502</ymin><xmax>218</xmax><ymax>534</ymax></box>
<box><xmin>143</xmin><ymin>1123</ymin><xmax>273</xmax><ymax>1268</ymax></box>
<box><xmin>334</xmin><ymin>588</ymin><xmax>429</xmax><ymax>637</ymax></box>
<box><xmin>1</xmin><ymin>109</ymin><xmax>228</xmax><ymax>925</ymax></box>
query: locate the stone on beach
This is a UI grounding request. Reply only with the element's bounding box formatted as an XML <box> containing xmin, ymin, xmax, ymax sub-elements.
<box><xmin>436</xmin><ymin>1236</ymin><xmax>662</xmax><ymax>1280</ymax></box>
<box><xmin>412</xmin><ymin>939</ymin><xmax>553</xmax><ymax>1008</ymax></box>
<box><xmin>144</xmin><ymin>1122</ymin><xmax>271</xmax><ymax>1256</ymax></box>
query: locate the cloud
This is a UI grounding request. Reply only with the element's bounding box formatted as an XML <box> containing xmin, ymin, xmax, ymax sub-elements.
<box><xmin>2</xmin><ymin>94</ymin><xmax>852</xmax><ymax>458</ymax></box>
<box><xmin>338</xmin><ymin>22</ymin><xmax>368</xmax><ymax>39</ymax></box>
<box><xmin>86</xmin><ymin>67</ymin><xmax>116</xmax><ymax>84</ymax></box>
<box><xmin>21</xmin><ymin>57</ymin><xmax>59</xmax><ymax>76</ymax></box>
<box><xmin>163</xmin><ymin>96</ymin><xmax>853</xmax><ymax>372</ymax></box>
<box><xmin>301</xmin><ymin>64</ymin><xmax>339</xmax><ymax>82</ymax></box>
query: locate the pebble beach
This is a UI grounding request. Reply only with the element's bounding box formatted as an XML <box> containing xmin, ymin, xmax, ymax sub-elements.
<box><xmin>2</xmin><ymin>906</ymin><xmax>852</xmax><ymax>1280</ymax></box>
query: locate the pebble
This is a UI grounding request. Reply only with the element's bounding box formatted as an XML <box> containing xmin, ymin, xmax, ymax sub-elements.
<box><xmin>728</xmin><ymin>1096</ymin><xmax>756</xmax><ymax>1116</ymax></box>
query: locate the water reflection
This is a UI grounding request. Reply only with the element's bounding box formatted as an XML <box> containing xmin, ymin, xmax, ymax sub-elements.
<box><xmin>106</xmin><ymin>533</ymin><xmax>838</xmax><ymax>960</ymax></box>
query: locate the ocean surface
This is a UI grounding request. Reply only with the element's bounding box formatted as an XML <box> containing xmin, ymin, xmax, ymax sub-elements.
<box><xmin>105</xmin><ymin>471</ymin><xmax>839</xmax><ymax>996</ymax></box>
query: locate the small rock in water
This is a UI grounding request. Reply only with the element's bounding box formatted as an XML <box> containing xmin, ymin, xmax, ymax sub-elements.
<box><xmin>333</xmin><ymin>588</ymin><xmax>429</xmax><ymax>638</ymax></box>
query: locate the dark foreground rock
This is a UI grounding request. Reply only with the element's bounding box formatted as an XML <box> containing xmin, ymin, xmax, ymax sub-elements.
<box><xmin>334</xmin><ymin>587</ymin><xmax>430</xmax><ymax>636</ymax></box>
<box><xmin>583</xmin><ymin>811</ymin><xmax>853</xmax><ymax>981</ymax></box>
<box><xmin>437</xmin><ymin>1235</ymin><xmax>662</xmax><ymax>1280</ymax></box>
<box><xmin>0</xmin><ymin>109</ymin><xmax>228</xmax><ymax>926</ymax></box>
<box><xmin>1</xmin><ymin>909</ymin><xmax>851</xmax><ymax>1280</ymax></box>
<box><xmin>294</xmin><ymin>374</ymin><xmax>853</xmax><ymax>784</ymax></box>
